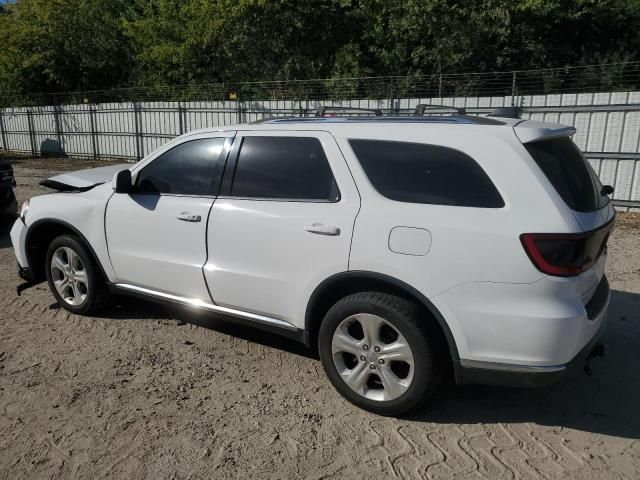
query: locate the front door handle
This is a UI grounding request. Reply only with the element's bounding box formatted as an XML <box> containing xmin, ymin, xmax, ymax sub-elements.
<box><xmin>177</xmin><ymin>212</ymin><xmax>202</xmax><ymax>222</ymax></box>
<box><xmin>305</xmin><ymin>223</ymin><xmax>340</xmax><ymax>236</ymax></box>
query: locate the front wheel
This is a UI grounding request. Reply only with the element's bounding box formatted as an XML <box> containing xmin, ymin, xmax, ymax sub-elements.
<box><xmin>318</xmin><ymin>292</ymin><xmax>442</xmax><ymax>416</ymax></box>
<box><xmin>45</xmin><ymin>234</ymin><xmax>111</xmax><ymax>315</ymax></box>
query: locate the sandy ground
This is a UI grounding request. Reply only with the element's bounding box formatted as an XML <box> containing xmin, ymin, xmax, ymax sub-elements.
<box><xmin>1</xmin><ymin>155</ymin><xmax>639</xmax><ymax>480</ymax></box>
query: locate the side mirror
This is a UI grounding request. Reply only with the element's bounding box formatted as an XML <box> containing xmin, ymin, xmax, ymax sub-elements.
<box><xmin>601</xmin><ymin>185</ymin><xmax>614</xmax><ymax>196</ymax></box>
<box><xmin>113</xmin><ymin>169</ymin><xmax>132</xmax><ymax>193</ymax></box>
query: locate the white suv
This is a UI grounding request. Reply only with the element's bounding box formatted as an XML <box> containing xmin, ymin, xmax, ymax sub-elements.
<box><xmin>10</xmin><ymin>114</ymin><xmax>613</xmax><ymax>415</ymax></box>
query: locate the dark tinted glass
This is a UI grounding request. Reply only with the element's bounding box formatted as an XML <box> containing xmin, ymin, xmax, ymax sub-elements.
<box><xmin>231</xmin><ymin>137</ymin><xmax>339</xmax><ymax>201</ymax></box>
<box><xmin>136</xmin><ymin>138</ymin><xmax>225</xmax><ymax>195</ymax></box>
<box><xmin>349</xmin><ymin>140</ymin><xmax>504</xmax><ymax>208</ymax></box>
<box><xmin>525</xmin><ymin>137</ymin><xmax>607</xmax><ymax>212</ymax></box>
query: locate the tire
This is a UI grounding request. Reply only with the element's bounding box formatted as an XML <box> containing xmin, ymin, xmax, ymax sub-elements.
<box><xmin>318</xmin><ymin>291</ymin><xmax>442</xmax><ymax>416</ymax></box>
<box><xmin>45</xmin><ymin>234</ymin><xmax>111</xmax><ymax>315</ymax></box>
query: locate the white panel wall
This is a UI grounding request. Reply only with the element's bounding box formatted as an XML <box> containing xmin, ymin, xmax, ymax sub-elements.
<box><xmin>0</xmin><ymin>92</ymin><xmax>638</xmax><ymax>205</ymax></box>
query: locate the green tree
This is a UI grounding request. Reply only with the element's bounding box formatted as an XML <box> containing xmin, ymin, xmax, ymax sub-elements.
<box><xmin>122</xmin><ymin>0</ymin><xmax>358</xmax><ymax>87</ymax></box>
<box><xmin>0</xmin><ymin>0</ymin><xmax>133</xmax><ymax>96</ymax></box>
<box><xmin>1</xmin><ymin>0</ymin><xmax>639</xmax><ymax>102</ymax></box>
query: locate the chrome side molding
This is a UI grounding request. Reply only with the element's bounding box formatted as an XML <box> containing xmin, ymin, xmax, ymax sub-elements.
<box><xmin>113</xmin><ymin>283</ymin><xmax>298</xmax><ymax>331</ymax></box>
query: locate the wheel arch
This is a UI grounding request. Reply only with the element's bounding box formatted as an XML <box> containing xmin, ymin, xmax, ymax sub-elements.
<box><xmin>304</xmin><ymin>271</ymin><xmax>459</xmax><ymax>362</ymax></box>
<box><xmin>25</xmin><ymin>218</ymin><xmax>109</xmax><ymax>283</ymax></box>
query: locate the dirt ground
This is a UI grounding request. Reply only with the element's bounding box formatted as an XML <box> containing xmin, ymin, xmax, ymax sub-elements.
<box><xmin>1</xmin><ymin>155</ymin><xmax>639</xmax><ymax>480</ymax></box>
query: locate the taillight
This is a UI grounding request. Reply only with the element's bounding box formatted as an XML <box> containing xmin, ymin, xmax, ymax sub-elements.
<box><xmin>520</xmin><ymin>220</ymin><xmax>613</xmax><ymax>277</ymax></box>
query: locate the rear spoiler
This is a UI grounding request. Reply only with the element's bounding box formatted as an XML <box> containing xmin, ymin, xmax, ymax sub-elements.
<box><xmin>514</xmin><ymin>120</ymin><xmax>576</xmax><ymax>144</ymax></box>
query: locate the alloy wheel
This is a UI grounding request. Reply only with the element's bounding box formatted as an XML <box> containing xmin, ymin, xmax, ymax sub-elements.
<box><xmin>50</xmin><ymin>247</ymin><xmax>88</xmax><ymax>306</ymax></box>
<box><xmin>331</xmin><ymin>313</ymin><xmax>415</xmax><ymax>402</ymax></box>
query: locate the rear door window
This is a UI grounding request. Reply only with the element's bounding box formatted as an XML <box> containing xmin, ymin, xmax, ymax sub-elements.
<box><xmin>230</xmin><ymin>136</ymin><xmax>339</xmax><ymax>201</ymax></box>
<box><xmin>524</xmin><ymin>137</ymin><xmax>608</xmax><ymax>212</ymax></box>
<box><xmin>349</xmin><ymin>139</ymin><xmax>504</xmax><ymax>208</ymax></box>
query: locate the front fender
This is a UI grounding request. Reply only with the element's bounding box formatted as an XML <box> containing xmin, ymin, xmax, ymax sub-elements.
<box><xmin>24</xmin><ymin>184</ymin><xmax>115</xmax><ymax>282</ymax></box>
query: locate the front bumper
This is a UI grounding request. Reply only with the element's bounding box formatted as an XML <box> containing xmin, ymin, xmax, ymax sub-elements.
<box><xmin>10</xmin><ymin>217</ymin><xmax>30</xmax><ymax>271</ymax></box>
<box><xmin>454</xmin><ymin>275</ymin><xmax>610</xmax><ymax>387</ymax></box>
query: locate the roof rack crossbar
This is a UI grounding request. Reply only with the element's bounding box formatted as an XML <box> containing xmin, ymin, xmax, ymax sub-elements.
<box><xmin>413</xmin><ymin>104</ymin><xmax>466</xmax><ymax>116</ymax></box>
<box><xmin>315</xmin><ymin>106</ymin><xmax>383</xmax><ymax>117</ymax></box>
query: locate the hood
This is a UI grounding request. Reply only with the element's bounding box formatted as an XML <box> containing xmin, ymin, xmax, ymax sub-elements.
<box><xmin>40</xmin><ymin>163</ymin><xmax>131</xmax><ymax>192</ymax></box>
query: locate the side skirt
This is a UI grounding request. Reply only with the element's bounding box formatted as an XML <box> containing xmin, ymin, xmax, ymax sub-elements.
<box><xmin>109</xmin><ymin>283</ymin><xmax>305</xmax><ymax>343</ymax></box>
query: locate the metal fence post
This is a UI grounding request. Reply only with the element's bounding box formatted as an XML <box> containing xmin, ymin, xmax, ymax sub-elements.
<box><xmin>178</xmin><ymin>101</ymin><xmax>184</xmax><ymax>135</ymax></box>
<box><xmin>0</xmin><ymin>109</ymin><xmax>7</xmax><ymax>151</ymax></box>
<box><xmin>511</xmin><ymin>71</ymin><xmax>517</xmax><ymax>105</ymax></box>
<box><xmin>389</xmin><ymin>98</ymin><xmax>400</xmax><ymax>115</ymax></box>
<box><xmin>53</xmin><ymin>105</ymin><xmax>64</xmax><ymax>153</ymax></box>
<box><xmin>133</xmin><ymin>102</ymin><xmax>142</xmax><ymax>161</ymax></box>
<box><xmin>89</xmin><ymin>105</ymin><xmax>99</xmax><ymax>160</ymax></box>
<box><xmin>26</xmin><ymin>109</ymin><xmax>37</xmax><ymax>156</ymax></box>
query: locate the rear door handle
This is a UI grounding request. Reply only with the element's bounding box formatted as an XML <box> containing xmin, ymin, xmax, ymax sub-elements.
<box><xmin>305</xmin><ymin>223</ymin><xmax>340</xmax><ymax>236</ymax></box>
<box><xmin>177</xmin><ymin>212</ymin><xmax>201</xmax><ymax>222</ymax></box>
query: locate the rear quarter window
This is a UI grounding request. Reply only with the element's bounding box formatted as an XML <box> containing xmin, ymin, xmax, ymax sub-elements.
<box><xmin>349</xmin><ymin>139</ymin><xmax>504</xmax><ymax>208</ymax></box>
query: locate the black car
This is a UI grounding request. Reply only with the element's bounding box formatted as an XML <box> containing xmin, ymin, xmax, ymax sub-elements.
<box><xmin>0</xmin><ymin>161</ymin><xmax>18</xmax><ymax>223</ymax></box>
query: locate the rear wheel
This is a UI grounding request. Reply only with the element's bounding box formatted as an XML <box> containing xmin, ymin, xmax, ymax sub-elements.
<box><xmin>318</xmin><ymin>291</ymin><xmax>443</xmax><ymax>416</ymax></box>
<box><xmin>45</xmin><ymin>234</ymin><xmax>111</xmax><ymax>315</ymax></box>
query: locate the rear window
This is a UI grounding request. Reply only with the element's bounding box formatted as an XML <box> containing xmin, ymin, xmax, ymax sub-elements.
<box><xmin>525</xmin><ymin>137</ymin><xmax>608</xmax><ymax>213</ymax></box>
<box><xmin>349</xmin><ymin>140</ymin><xmax>504</xmax><ymax>208</ymax></box>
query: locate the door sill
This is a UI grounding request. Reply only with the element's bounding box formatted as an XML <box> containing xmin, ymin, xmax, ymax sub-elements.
<box><xmin>111</xmin><ymin>283</ymin><xmax>299</xmax><ymax>332</ymax></box>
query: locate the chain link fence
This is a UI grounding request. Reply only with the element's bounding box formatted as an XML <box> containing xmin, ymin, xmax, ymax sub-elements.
<box><xmin>1</xmin><ymin>62</ymin><xmax>639</xmax><ymax>107</ymax></box>
<box><xmin>0</xmin><ymin>65</ymin><xmax>639</xmax><ymax>209</ymax></box>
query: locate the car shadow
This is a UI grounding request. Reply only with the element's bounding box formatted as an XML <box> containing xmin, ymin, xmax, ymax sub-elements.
<box><xmin>96</xmin><ymin>289</ymin><xmax>640</xmax><ymax>440</ymax></box>
<box><xmin>95</xmin><ymin>295</ymin><xmax>316</xmax><ymax>359</ymax></box>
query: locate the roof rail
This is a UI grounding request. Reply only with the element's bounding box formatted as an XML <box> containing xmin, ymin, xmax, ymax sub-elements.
<box><xmin>413</xmin><ymin>104</ymin><xmax>466</xmax><ymax>116</ymax></box>
<box><xmin>315</xmin><ymin>106</ymin><xmax>383</xmax><ymax>117</ymax></box>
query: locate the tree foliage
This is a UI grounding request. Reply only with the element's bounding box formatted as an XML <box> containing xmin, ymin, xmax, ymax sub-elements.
<box><xmin>0</xmin><ymin>0</ymin><xmax>638</xmax><ymax>97</ymax></box>
<box><xmin>0</xmin><ymin>0</ymin><xmax>133</xmax><ymax>94</ymax></box>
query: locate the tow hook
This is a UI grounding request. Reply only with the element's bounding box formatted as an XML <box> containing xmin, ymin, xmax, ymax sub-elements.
<box><xmin>584</xmin><ymin>343</ymin><xmax>606</xmax><ymax>376</ymax></box>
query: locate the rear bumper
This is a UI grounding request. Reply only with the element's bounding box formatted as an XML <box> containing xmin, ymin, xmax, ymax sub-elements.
<box><xmin>454</xmin><ymin>275</ymin><xmax>610</xmax><ymax>387</ymax></box>
<box><xmin>454</xmin><ymin>318</ymin><xmax>607</xmax><ymax>387</ymax></box>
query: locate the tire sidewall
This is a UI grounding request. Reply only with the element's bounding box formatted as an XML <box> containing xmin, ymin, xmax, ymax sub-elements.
<box><xmin>45</xmin><ymin>235</ymin><xmax>101</xmax><ymax>315</ymax></box>
<box><xmin>318</xmin><ymin>295</ymin><xmax>436</xmax><ymax>416</ymax></box>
